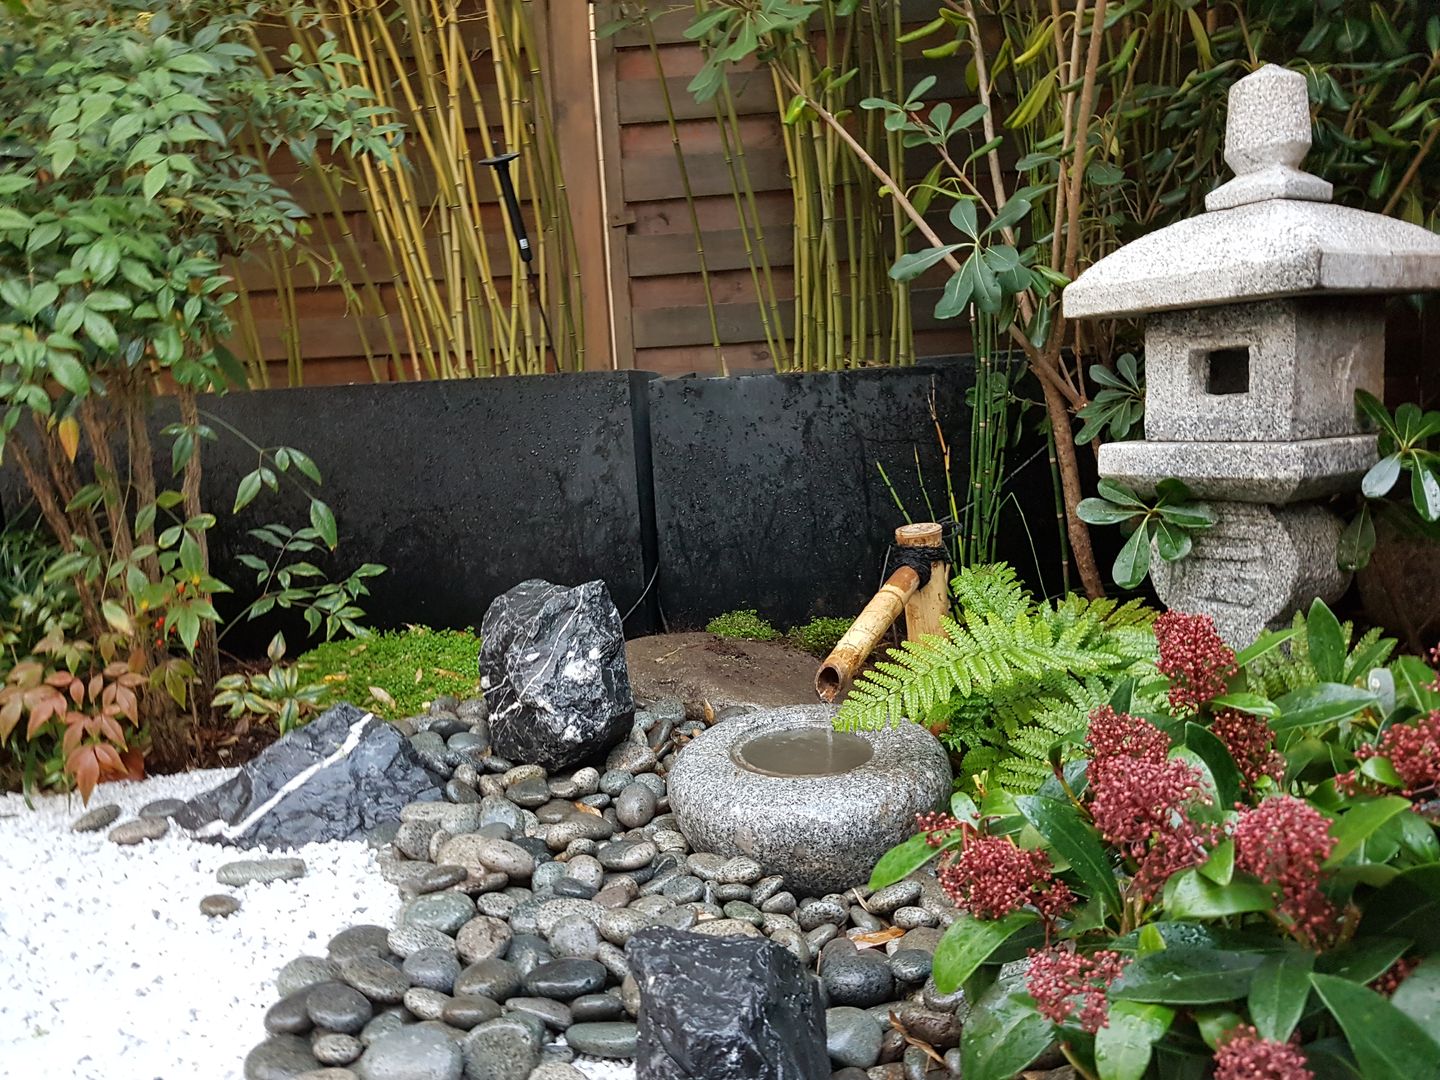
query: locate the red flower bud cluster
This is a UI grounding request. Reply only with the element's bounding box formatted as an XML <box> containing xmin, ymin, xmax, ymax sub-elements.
<box><xmin>915</xmin><ymin>811</ymin><xmax>962</xmax><ymax>848</ymax></box>
<box><xmin>1212</xmin><ymin>710</ymin><xmax>1285</xmax><ymax>792</ymax></box>
<box><xmin>1352</xmin><ymin>710</ymin><xmax>1440</xmax><ymax>800</ymax></box>
<box><xmin>1213</xmin><ymin>1025</ymin><xmax>1314</xmax><ymax>1080</ymax></box>
<box><xmin>1369</xmin><ymin>954</ymin><xmax>1421</xmax><ymax>998</ymax></box>
<box><xmin>1232</xmin><ymin>795</ymin><xmax>1339</xmax><ymax>948</ymax></box>
<box><xmin>937</xmin><ymin>834</ymin><xmax>1074</xmax><ymax>920</ymax></box>
<box><xmin>1155</xmin><ymin>611</ymin><xmax>1238</xmax><ymax>713</ymax></box>
<box><xmin>1026</xmin><ymin>946</ymin><xmax>1129</xmax><ymax>1033</ymax></box>
<box><xmin>1086</xmin><ymin>707</ymin><xmax>1218</xmax><ymax>899</ymax></box>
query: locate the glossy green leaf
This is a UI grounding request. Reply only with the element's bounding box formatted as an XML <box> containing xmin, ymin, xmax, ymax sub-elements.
<box><xmin>48</xmin><ymin>352</ymin><xmax>89</xmax><ymax>395</ymax></box>
<box><xmin>933</xmin><ymin>267</ymin><xmax>974</xmax><ymax>320</ymax></box>
<box><xmin>1208</xmin><ymin>692</ymin><xmax>1279</xmax><ymax>718</ymax></box>
<box><xmin>1416</xmin><ymin>464</ymin><xmax>1440</xmax><ymax>522</ymax></box>
<box><xmin>1307</xmin><ymin>599</ymin><xmax>1347</xmax><ymax>684</ymax></box>
<box><xmin>1193</xmin><ymin>1007</ymin><xmax>1245</xmax><ymax>1050</ymax></box>
<box><xmin>960</xmin><ymin>983</ymin><xmax>1055</xmax><ymax>1080</ymax></box>
<box><xmin>1235</xmin><ymin>628</ymin><xmax>1301</xmax><ymax>669</ymax></box>
<box><xmin>1111</xmin><ymin>948</ymin><xmax>1263</xmax><ymax>1004</ymax></box>
<box><xmin>1198</xmin><ymin>839</ymin><xmax>1234</xmax><ymax>886</ymax></box>
<box><xmin>1112</xmin><ymin>524</ymin><xmax>1152</xmax><ymax>590</ymax></box>
<box><xmin>1271</xmin><ymin>684</ymin><xmax>1379</xmax><ymax>732</ymax></box>
<box><xmin>1184</xmin><ymin>723</ymin><xmax>1243</xmax><ymax>810</ymax></box>
<box><xmin>933</xmin><ymin>911</ymin><xmax>1038</xmax><ymax>993</ymax></box>
<box><xmin>309</xmin><ymin>499</ymin><xmax>338</xmax><ymax>550</ymax></box>
<box><xmin>868</xmin><ymin>832</ymin><xmax>943</xmax><ymax>890</ymax></box>
<box><xmin>1163</xmin><ymin>870</ymin><xmax>1274</xmax><ymax>919</ymax></box>
<box><xmin>890</xmin><ymin>244</ymin><xmax>962</xmax><ymax>281</ymax></box>
<box><xmin>1249</xmin><ymin>949</ymin><xmax>1314</xmax><ymax>1042</ymax></box>
<box><xmin>1096</xmin><ymin>478</ymin><xmax>1147</xmax><ymax>507</ymax></box>
<box><xmin>1361</xmin><ymin>453</ymin><xmax>1402</xmax><ymax>498</ymax></box>
<box><xmin>1311</xmin><ymin>973</ymin><xmax>1440</xmax><ymax>1079</ymax></box>
<box><xmin>1360</xmin><ymin>868</ymin><xmax>1440</xmax><ymax>951</ymax></box>
<box><xmin>1325</xmin><ymin>797</ymin><xmax>1414</xmax><ymax>867</ymax></box>
<box><xmin>1016</xmin><ymin>795</ymin><xmax>1122</xmax><ymax>916</ymax></box>
<box><xmin>948</xmin><ymin>199</ymin><xmax>978</xmax><ymax>238</ymax></box>
<box><xmin>1095</xmin><ymin>1001</ymin><xmax>1174</xmax><ymax>1080</ymax></box>
<box><xmin>1077</xmin><ymin>497</ymin><xmax>1141</xmax><ymax>525</ymax></box>
<box><xmin>1392</xmin><ymin>656</ymin><xmax>1440</xmax><ymax>712</ymax></box>
<box><xmin>1390</xmin><ymin>959</ymin><xmax>1440</xmax><ymax>1035</ymax></box>
<box><xmin>1153</xmin><ymin>518</ymin><xmax>1192</xmax><ymax>562</ymax></box>
<box><xmin>1359</xmin><ymin>755</ymin><xmax>1403</xmax><ymax>787</ymax></box>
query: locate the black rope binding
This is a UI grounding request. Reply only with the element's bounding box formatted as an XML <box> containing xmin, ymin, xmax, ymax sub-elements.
<box><xmin>890</xmin><ymin>545</ymin><xmax>950</xmax><ymax>589</ymax></box>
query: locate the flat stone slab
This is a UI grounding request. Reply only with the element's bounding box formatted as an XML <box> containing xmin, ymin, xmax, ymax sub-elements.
<box><xmin>108</xmin><ymin>817</ymin><xmax>169</xmax><ymax>845</ymax></box>
<box><xmin>667</xmin><ymin>705</ymin><xmax>951</xmax><ymax>896</ymax></box>
<box><xmin>625</xmin><ymin>633</ymin><xmax>820</xmax><ymax>717</ymax></box>
<box><xmin>1098</xmin><ymin>435</ymin><xmax>1375</xmax><ymax>503</ymax></box>
<box><xmin>71</xmin><ymin>803</ymin><xmax>121</xmax><ymax>833</ymax></box>
<box><xmin>218</xmin><ymin>858</ymin><xmax>308</xmax><ymax>887</ymax></box>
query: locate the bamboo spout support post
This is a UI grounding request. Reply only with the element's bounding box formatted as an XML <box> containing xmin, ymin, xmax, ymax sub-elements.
<box><xmin>814</xmin><ymin>523</ymin><xmax>949</xmax><ymax>703</ymax></box>
<box><xmin>897</xmin><ymin>522</ymin><xmax>949</xmax><ymax>642</ymax></box>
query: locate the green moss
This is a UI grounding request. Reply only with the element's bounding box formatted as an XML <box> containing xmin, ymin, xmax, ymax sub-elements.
<box><xmin>705</xmin><ymin>609</ymin><xmax>781</xmax><ymax>642</ymax></box>
<box><xmin>296</xmin><ymin>626</ymin><xmax>480</xmax><ymax>718</ymax></box>
<box><xmin>788</xmin><ymin>616</ymin><xmax>853</xmax><ymax>657</ymax></box>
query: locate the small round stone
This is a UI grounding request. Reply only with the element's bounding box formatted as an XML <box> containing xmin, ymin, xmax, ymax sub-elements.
<box><xmin>598</xmin><ymin>908</ymin><xmax>653</xmax><ymax>946</ymax></box>
<box><xmin>138</xmin><ymin>797</ymin><xmax>187</xmax><ymax>819</ymax></box>
<box><xmin>717</xmin><ymin>856</ymin><xmax>762</xmax><ymax>885</ymax></box>
<box><xmin>522</xmin><ymin>959</ymin><xmax>607</xmax><ymax>1001</ymax></box>
<box><xmin>388</xmin><ymin>925</ymin><xmax>457</xmax><ymax>959</ymax></box>
<box><xmin>245</xmin><ymin>1035</ymin><xmax>317</xmax><ymax>1079</ymax></box>
<box><xmin>71</xmin><ymin>804</ymin><xmax>121</xmax><ymax>833</ymax></box>
<box><xmin>564</xmin><ymin>1021</ymin><xmax>638</xmax><ymax>1059</ymax></box>
<box><xmin>313</xmin><ymin>1033</ymin><xmax>363</xmax><ymax>1067</ymax></box>
<box><xmin>402</xmin><ymin>892</ymin><xmax>476</xmax><ymax>937</ymax></box>
<box><xmin>264</xmin><ymin>991</ymin><xmax>314</xmax><ymax>1035</ymax></box>
<box><xmin>402</xmin><ymin>986</ymin><xmax>450</xmax><ymax>1021</ymax></box>
<box><xmin>548</xmin><ymin>914</ymin><xmax>601</xmax><ymax>960</ymax></box>
<box><xmin>614</xmin><ymin>783</ymin><xmax>657</xmax><ymax>829</ymax></box>
<box><xmin>356</xmin><ymin>1022</ymin><xmax>464</xmax><ymax>1080</ymax></box>
<box><xmin>596</xmin><ymin>840</ymin><xmax>657</xmax><ymax>872</ymax></box>
<box><xmin>797</xmin><ymin>897</ymin><xmax>848</xmax><ymax>930</ymax></box>
<box><xmin>454</xmin><ymin>958</ymin><xmax>522</xmax><ymax>1002</ymax></box>
<box><xmin>328</xmin><ymin>926</ymin><xmax>394</xmax><ymax>962</ymax></box>
<box><xmin>306</xmin><ymin>982</ymin><xmax>374</xmax><ymax>1034</ymax></box>
<box><xmin>662</xmin><ymin>875</ymin><xmax>705</xmax><ymax>904</ymax></box>
<box><xmin>339</xmin><ymin>955</ymin><xmax>410</xmax><ymax>1004</ymax></box>
<box><xmin>606</xmin><ymin>743</ymin><xmax>657</xmax><ymax>774</ymax></box>
<box><xmin>570</xmin><ymin>993</ymin><xmax>625</xmax><ymax>1022</ymax></box>
<box><xmin>441</xmin><ymin>994</ymin><xmax>503</xmax><ymax>1029</ymax></box>
<box><xmin>822</xmin><ymin>955</ymin><xmax>895</xmax><ymax>1009</ymax></box>
<box><xmin>867</xmin><ymin>880</ymin><xmax>922</xmax><ymax>915</ymax></box>
<box><xmin>108</xmin><ymin>817</ymin><xmax>168</xmax><ymax>845</ymax></box>
<box><xmin>504</xmin><ymin>995</ymin><xmax>572</xmax><ymax>1031</ymax></box>
<box><xmin>599</xmin><ymin>770</ymin><xmax>634</xmax><ymax>797</ymax></box>
<box><xmin>403</xmin><ymin>948</ymin><xmax>463</xmax><ymax>994</ymax></box>
<box><xmin>462</xmin><ymin>1016</ymin><xmax>541</xmax><ymax>1080</ymax></box>
<box><xmin>200</xmin><ymin>893</ymin><xmax>240</xmax><ymax>917</ymax></box>
<box><xmin>507</xmin><ymin>776</ymin><xmax>552</xmax><ymax>808</ymax></box>
<box><xmin>893</xmin><ymin>905</ymin><xmax>939</xmax><ymax>930</ymax></box>
<box><xmin>721</xmin><ymin>901</ymin><xmax>763</xmax><ymax>926</ymax></box>
<box><xmin>826</xmin><ymin>1006</ymin><xmax>884</xmax><ymax>1069</ymax></box>
<box><xmin>760</xmin><ymin>891</ymin><xmax>797</xmax><ymax>914</ymax></box>
<box><xmin>455</xmin><ymin>916</ymin><xmax>512</xmax><ymax>965</ymax></box>
<box><xmin>277</xmin><ymin>956</ymin><xmax>342</xmax><ymax>998</ymax></box>
<box><xmin>888</xmin><ymin>949</ymin><xmax>934</xmax><ymax>985</ymax></box>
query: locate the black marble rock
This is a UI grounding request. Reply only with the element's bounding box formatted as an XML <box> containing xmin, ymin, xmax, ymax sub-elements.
<box><xmin>479</xmin><ymin>579</ymin><xmax>635</xmax><ymax>771</ymax></box>
<box><xmin>625</xmin><ymin>926</ymin><xmax>829</xmax><ymax>1080</ymax></box>
<box><xmin>173</xmin><ymin>703</ymin><xmax>442</xmax><ymax>848</ymax></box>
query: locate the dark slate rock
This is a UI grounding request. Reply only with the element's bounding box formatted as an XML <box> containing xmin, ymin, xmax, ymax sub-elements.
<box><xmin>625</xmin><ymin>926</ymin><xmax>828</xmax><ymax>1079</ymax></box>
<box><xmin>479</xmin><ymin>580</ymin><xmax>634</xmax><ymax>771</ymax></box>
<box><xmin>244</xmin><ymin>1034</ymin><xmax>317</xmax><ymax>1079</ymax></box>
<box><xmin>172</xmin><ymin>705</ymin><xmax>442</xmax><ymax>848</ymax></box>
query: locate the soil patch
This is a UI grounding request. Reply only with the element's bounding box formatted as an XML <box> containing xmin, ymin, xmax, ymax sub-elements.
<box><xmin>626</xmin><ymin>632</ymin><xmax>823</xmax><ymax>717</ymax></box>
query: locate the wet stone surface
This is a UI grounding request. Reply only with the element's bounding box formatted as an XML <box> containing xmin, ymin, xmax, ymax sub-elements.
<box><xmin>245</xmin><ymin>694</ymin><xmax>966</xmax><ymax>1079</ymax></box>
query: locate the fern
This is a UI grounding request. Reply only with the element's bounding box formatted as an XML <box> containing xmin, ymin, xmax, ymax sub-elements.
<box><xmin>1245</xmin><ymin>612</ymin><xmax>1396</xmax><ymax>699</ymax></box>
<box><xmin>837</xmin><ymin>564</ymin><xmax>1161</xmax><ymax>793</ymax></box>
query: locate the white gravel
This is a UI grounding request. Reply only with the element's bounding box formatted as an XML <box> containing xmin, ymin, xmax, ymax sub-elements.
<box><xmin>0</xmin><ymin>769</ymin><xmax>636</xmax><ymax>1080</ymax></box>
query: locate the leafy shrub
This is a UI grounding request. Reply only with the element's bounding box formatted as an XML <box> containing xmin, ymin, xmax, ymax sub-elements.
<box><xmin>212</xmin><ymin>633</ymin><xmax>326</xmax><ymax>735</ymax></box>
<box><xmin>297</xmin><ymin>626</ymin><xmax>480</xmax><ymax>719</ymax></box>
<box><xmin>0</xmin><ymin>0</ymin><xmax>397</xmax><ymax>791</ymax></box>
<box><xmin>838</xmin><ymin>564</ymin><xmax>1159</xmax><ymax>792</ymax></box>
<box><xmin>870</xmin><ymin>600</ymin><xmax>1440</xmax><ymax>1080</ymax></box>
<box><xmin>705</xmin><ymin>609</ymin><xmax>780</xmax><ymax>642</ymax></box>
<box><xmin>789</xmin><ymin>616</ymin><xmax>852</xmax><ymax>657</ymax></box>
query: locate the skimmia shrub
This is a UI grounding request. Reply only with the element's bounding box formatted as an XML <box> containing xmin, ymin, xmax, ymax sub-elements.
<box><xmin>868</xmin><ymin>599</ymin><xmax>1440</xmax><ymax>1080</ymax></box>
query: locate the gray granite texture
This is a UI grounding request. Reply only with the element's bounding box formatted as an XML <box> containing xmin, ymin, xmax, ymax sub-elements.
<box><xmin>1150</xmin><ymin>502</ymin><xmax>1349</xmax><ymax>647</ymax></box>
<box><xmin>666</xmin><ymin>706</ymin><xmax>952</xmax><ymax>897</ymax></box>
<box><xmin>479</xmin><ymin>579</ymin><xmax>635</xmax><ymax>772</ymax></box>
<box><xmin>1142</xmin><ymin>299</ymin><xmax>1383</xmax><ymax>443</ymax></box>
<box><xmin>1062</xmin><ymin>198</ymin><xmax>1440</xmax><ymax>319</ymax></box>
<box><xmin>1097</xmin><ymin>435</ymin><xmax>1377</xmax><ymax>504</ymax></box>
<box><xmin>1206</xmin><ymin>64</ymin><xmax>1332</xmax><ymax>211</ymax></box>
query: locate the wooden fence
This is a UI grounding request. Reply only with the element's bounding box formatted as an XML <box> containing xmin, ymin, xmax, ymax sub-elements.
<box><xmin>232</xmin><ymin>0</ymin><xmax>979</xmax><ymax>384</ymax></box>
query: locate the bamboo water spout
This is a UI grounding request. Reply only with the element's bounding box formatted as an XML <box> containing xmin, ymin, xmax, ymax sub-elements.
<box><xmin>815</xmin><ymin>523</ymin><xmax>949</xmax><ymax>702</ymax></box>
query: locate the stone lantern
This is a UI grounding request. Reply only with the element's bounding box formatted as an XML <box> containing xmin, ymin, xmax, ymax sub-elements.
<box><xmin>1063</xmin><ymin>64</ymin><xmax>1440</xmax><ymax>646</ymax></box>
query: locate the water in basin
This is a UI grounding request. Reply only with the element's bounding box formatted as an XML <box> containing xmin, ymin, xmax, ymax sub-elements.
<box><xmin>731</xmin><ymin>727</ymin><xmax>874</xmax><ymax>777</ymax></box>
